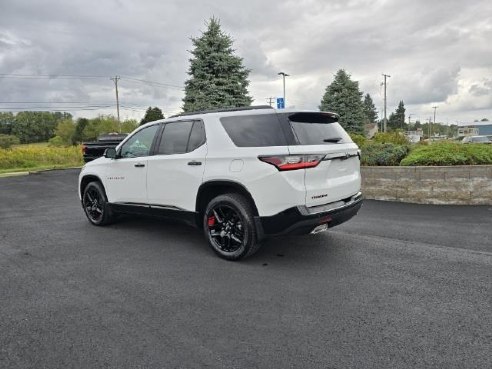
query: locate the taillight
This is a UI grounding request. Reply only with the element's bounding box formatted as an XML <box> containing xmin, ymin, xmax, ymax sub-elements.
<box><xmin>81</xmin><ymin>145</ymin><xmax>86</xmax><ymax>154</ymax></box>
<box><xmin>259</xmin><ymin>154</ymin><xmax>325</xmax><ymax>171</ymax></box>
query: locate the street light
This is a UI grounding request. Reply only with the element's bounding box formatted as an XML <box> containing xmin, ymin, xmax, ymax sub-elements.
<box><xmin>278</xmin><ymin>72</ymin><xmax>290</xmax><ymax>107</ymax></box>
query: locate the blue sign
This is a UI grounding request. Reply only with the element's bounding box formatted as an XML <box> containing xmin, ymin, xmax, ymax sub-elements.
<box><xmin>276</xmin><ymin>97</ymin><xmax>285</xmax><ymax>109</ymax></box>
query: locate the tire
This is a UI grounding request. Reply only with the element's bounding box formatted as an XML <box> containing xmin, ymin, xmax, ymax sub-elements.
<box><xmin>203</xmin><ymin>193</ymin><xmax>261</xmax><ymax>261</ymax></box>
<box><xmin>82</xmin><ymin>181</ymin><xmax>115</xmax><ymax>226</ymax></box>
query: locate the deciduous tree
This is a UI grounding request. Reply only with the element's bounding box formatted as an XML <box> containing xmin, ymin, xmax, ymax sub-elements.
<box><xmin>140</xmin><ymin>107</ymin><xmax>164</xmax><ymax>126</ymax></box>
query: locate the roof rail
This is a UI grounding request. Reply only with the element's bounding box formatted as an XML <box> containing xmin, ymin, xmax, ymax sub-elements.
<box><xmin>170</xmin><ymin>105</ymin><xmax>273</xmax><ymax>118</ymax></box>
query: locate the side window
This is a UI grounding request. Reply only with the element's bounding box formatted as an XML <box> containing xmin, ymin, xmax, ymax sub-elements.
<box><xmin>119</xmin><ymin>125</ymin><xmax>159</xmax><ymax>158</ymax></box>
<box><xmin>157</xmin><ymin>121</ymin><xmax>193</xmax><ymax>155</ymax></box>
<box><xmin>187</xmin><ymin>121</ymin><xmax>206</xmax><ymax>152</ymax></box>
<box><xmin>220</xmin><ymin>114</ymin><xmax>287</xmax><ymax>147</ymax></box>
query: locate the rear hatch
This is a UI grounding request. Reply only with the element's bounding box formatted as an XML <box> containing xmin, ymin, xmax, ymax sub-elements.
<box><xmin>285</xmin><ymin>112</ymin><xmax>361</xmax><ymax>208</ymax></box>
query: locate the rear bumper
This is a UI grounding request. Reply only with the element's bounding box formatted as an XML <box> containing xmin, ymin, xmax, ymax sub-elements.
<box><xmin>255</xmin><ymin>192</ymin><xmax>363</xmax><ymax>238</ymax></box>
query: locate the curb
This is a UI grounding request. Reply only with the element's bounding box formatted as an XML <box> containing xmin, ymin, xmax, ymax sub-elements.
<box><xmin>0</xmin><ymin>166</ymin><xmax>82</xmax><ymax>178</ymax></box>
<box><xmin>0</xmin><ymin>171</ymin><xmax>30</xmax><ymax>178</ymax></box>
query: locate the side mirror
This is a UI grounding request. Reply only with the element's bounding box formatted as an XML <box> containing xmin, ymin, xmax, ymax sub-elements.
<box><xmin>104</xmin><ymin>148</ymin><xmax>117</xmax><ymax>159</ymax></box>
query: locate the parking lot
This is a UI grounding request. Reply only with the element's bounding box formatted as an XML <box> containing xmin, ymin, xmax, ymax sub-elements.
<box><xmin>1</xmin><ymin>169</ymin><xmax>491</xmax><ymax>369</ymax></box>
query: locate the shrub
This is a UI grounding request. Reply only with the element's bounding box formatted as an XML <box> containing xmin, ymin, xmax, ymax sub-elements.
<box><xmin>361</xmin><ymin>142</ymin><xmax>410</xmax><ymax>166</ymax></box>
<box><xmin>349</xmin><ymin>133</ymin><xmax>367</xmax><ymax>148</ymax></box>
<box><xmin>0</xmin><ymin>134</ymin><xmax>20</xmax><ymax>149</ymax></box>
<box><xmin>373</xmin><ymin>131</ymin><xmax>409</xmax><ymax>145</ymax></box>
<box><xmin>48</xmin><ymin>136</ymin><xmax>65</xmax><ymax>147</ymax></box>
<box><xmin>400</xmin><ymin>142</ymin><xmax>492</xmax><ymax>166</ymax></box>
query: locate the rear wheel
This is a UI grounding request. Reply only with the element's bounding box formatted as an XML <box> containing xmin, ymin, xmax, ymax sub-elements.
<box><xmin>203</xmin><ymin>193</ymin><xmax>261</xmax><ymax>260</ymax></box>
<box><xmin>82</xmin><ymin>181</ymin><xmax>114</xmax><ymax>226</ymax></box>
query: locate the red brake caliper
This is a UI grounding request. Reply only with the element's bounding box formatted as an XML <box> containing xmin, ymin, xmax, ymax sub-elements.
<box><xmin>207</xmin><ymin>216</ymin><xmax>216</xmax><ymax>227</ymax></box>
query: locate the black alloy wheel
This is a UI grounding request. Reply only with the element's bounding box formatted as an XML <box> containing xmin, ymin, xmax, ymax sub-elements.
<box><xmin>82</xmin><ymin>181</ymin><xmax>114</xmax><ymax>226</ymax></box>
<box><xmin>207</xmin><ymin>204</ymin><xmax>245</xmax><ymax>253</ymax></box>
<box><xmin>203</xmin><ymin>193</ymin><xmax>261</xmax><ymax>260</ymax></box>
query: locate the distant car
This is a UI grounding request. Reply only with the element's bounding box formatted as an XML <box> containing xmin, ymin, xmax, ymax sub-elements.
<box><xmin>461</xmin><ymin>135</ymin><xmax>491</xmax><ymax>144</ymax></box>
<box><xmin>82</xmin><ymin>133</ymin><xmax>128</xmax><ymax>162</ymax></box>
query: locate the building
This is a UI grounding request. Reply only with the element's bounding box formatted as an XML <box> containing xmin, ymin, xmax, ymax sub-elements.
<box><xmin>405</xmin><ymin>129</ymin><xmax>423</xmax><ymax>143</ymax></box>
<box><xmin>457</xmin><ymin>122</ymin><xmax>492</xmax><ymax>136</ymax></box>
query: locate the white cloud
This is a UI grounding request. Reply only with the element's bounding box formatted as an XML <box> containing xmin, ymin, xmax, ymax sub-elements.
<box><xmin>0</xmin><ymin>0</ymin><xmax>491</xmax><ymax>120</ymax></box>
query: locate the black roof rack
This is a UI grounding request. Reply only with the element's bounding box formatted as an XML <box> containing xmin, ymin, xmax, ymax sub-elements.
<box><xmin>170</xmin><ymin>105</ymin><xmax>273</xmax><ymax>118</ymax></box>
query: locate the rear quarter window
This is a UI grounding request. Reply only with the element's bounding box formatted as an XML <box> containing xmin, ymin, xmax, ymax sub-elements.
<box><xmin>220</xmin><ymin>114</ymin><xmax>287</xmax><ymax>147</ymax></box>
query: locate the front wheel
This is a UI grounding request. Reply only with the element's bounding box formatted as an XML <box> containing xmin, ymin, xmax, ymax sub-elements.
<box><xmin>82</xmin><ymin>181</ymin><xmax>114</xmax><ymax>226</ymax></box>
<box><xmin>203</xmin><ymin>193</ymin><xmax>261</xmax><ymax>261</ymax></box>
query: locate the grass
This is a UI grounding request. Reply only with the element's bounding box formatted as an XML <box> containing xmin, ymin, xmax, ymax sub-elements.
<box><xmin>0</xmin><ymin>144</ymin><xmax>83</xmax><ymax>173</ymax></box>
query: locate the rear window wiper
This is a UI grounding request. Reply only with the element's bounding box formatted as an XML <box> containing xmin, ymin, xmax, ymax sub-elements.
<box><xmin>323</xmin><ymin>137</ymin><xmax>342</xmax><ymax>143</ymax></box>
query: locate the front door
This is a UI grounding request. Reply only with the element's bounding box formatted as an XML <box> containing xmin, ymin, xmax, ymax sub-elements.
<box><xmin>104</xmin><ymin>124</ymin><xmax>160</xmax><ymax>204</ymax></box>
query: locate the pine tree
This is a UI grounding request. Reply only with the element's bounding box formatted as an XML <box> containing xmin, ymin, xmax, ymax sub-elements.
<box><xmin>362</xmin><ymin>93</ymin><xmax>378</xmax><ymax>124</ymax></box>
<box><xmin>319</xmin><ymin>69</ymin><xmax>365</xmax><ymax>134</ymax></box>
<box><xmin>140</xmin><ymin>107</ymin><xmax>164</xmax><ymax>126</ymax></box>
<box><xmin>388</xmin><ymin>100</ymin><xmax>406</xmax><ymax>130</ymax></box>
<box><xmin>183</xmin><ymin>18</ymin><xmax>252</xmax><ymax>112</ymax></box>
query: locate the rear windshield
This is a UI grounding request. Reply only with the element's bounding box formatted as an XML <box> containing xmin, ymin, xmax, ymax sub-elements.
<box><xmin>288</xmin><ymin>112</ymin><xmax>352</xmax><ymax>145</ymax></box>
<box><xmin>220</xmin><ymin>114</ymin><xmax>287</xmax><ymax>147</ymax></box>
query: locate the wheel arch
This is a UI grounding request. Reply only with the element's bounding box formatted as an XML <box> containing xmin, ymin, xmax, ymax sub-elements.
<box><xmin>80</xmin><ymin>174</ymin><xmax>105</xmax><ymax>199</ymax></box>
<box><xmin>195</xmin><ymin>180</ymin><xmax>259</xmax><ymax>225</ymax></box>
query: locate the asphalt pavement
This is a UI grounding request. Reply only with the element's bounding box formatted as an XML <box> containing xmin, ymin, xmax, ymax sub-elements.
<box><xmin>0</xmin><ymin>169</ymin><xmax>491</xmax><ymax>369</ymax></box>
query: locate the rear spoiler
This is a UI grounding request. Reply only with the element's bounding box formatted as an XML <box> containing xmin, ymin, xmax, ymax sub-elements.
<box><xmin>287</xmin><ymin>112</ymin><xmax>339</xmax><ymax>123</ymax></box>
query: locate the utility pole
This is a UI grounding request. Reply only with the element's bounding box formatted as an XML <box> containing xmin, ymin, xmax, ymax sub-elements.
<box><xmin>278</xmin><ymin>72</ymin><xmax>290</xmax><ymax>107</ymax></box>
<box><xmin>432</xmin><ymin>106</ymin><xmax>438</xmax><ymax>139</ymax></box>
<box><xmin>110</xmin><ymin>76</ymin><xmax>121</xmax><ymax>131</ymax></box>
<box><xmin>382</xmin><ymin>73</ymin><xmax>391</xmax><ymax>132</ymax></box>
<box><xmin>266</xmin><ymin>97</ymin><xmax>275</xmax><ymax>107</ymax></box>
<box><xmin>408</xmin><ymin>113</ymin><xmax>414</xmax><ymax>129</ymax></box>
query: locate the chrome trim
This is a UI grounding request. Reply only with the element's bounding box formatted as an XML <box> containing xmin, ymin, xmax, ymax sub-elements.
<box><xmin>149</xmin><ymin>204</ymin><xmax>185</xmax><ymax>211</ymax></box>
<box><xmin>322</xmin><ymin>152</ymin><xmax>359</xmax><ymax>161</ymax></box>
<box><xmin>113</xmin><ymin>202</ymin><xmax>185</xmax><ymax>211</ymax></box>
<box><xmin>298</xmin><ymin>192</ymin><xmax>363</xmax><ymax>215</ymax></box>
<box><xmin>114</xmin><ymin>202</ymin><xmax>149</xmax><ymax>208</ymax></box>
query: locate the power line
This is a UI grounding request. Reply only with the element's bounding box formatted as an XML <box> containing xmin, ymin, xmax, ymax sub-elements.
<box><xmin>0</xmin><ymin>73</ymin><xmax>184</xmax><ymax>90</ymax></box>
<box><xmin>120</xmin><ymin>76</ymin><xmax>183</xmax><ymax>90</ymax></box>
<box><xmin>0</xmin><ymin>105</ymin><xmax>113</xmax><ymax>109</ymax></box>
<box><xmin>0</xmin><ymin>106</ymin><xmax>113</xmax><ymax>111</ymax></box>
<box><xmin>0</xmin><ymin>73</ymin><xmax>106</xmax><ymax>79</ymax></box>
<box><xmin>0</xmin><ymin>101</ymin><xmax>114</xmax><ymax>104</ymax></box>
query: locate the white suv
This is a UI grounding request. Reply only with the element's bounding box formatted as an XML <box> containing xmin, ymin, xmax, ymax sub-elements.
<box><xmin>79</xmin><ymin>106</ymin><xmax>362</xmax><ymax>260</ymax></box>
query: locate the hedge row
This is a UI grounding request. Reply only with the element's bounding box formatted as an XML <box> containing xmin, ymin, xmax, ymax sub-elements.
<box><xmin>401</xmin><ymin>142</ymin><xmax>492</xmax><ymax>166</ymax></box>
<box><xmin>352</xmin><ymin>133</ymin><xmax>492</xmax><ymax>166</ymax></box>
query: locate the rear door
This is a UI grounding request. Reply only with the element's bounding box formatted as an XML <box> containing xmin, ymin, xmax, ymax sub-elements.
<box><xmin>146</xmin><ymin>120</ymin><xmax>207</xmax><ymax>211</ymax></box>
<box><xmin>284</xmin><ymin>112</ymin><xmax>361</xmax><ymax>207</ymax></box>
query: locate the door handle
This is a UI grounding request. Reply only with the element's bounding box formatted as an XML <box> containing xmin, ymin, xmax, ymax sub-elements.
<box><xmin>187</xmin><ymin>161</ymin><xmax>202</xmax><ymax>166</ymax></box>
<box><xmin>134</xmin><ymin>163</ymin><xmax>145</xmax><ymax>168</ymax></box>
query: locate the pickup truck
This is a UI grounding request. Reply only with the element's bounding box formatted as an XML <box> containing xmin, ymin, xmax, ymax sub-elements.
<box><xmin>82</xmin><ymin>133</ymin><xmax>128</xmax><ymax>162</ymax></box>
